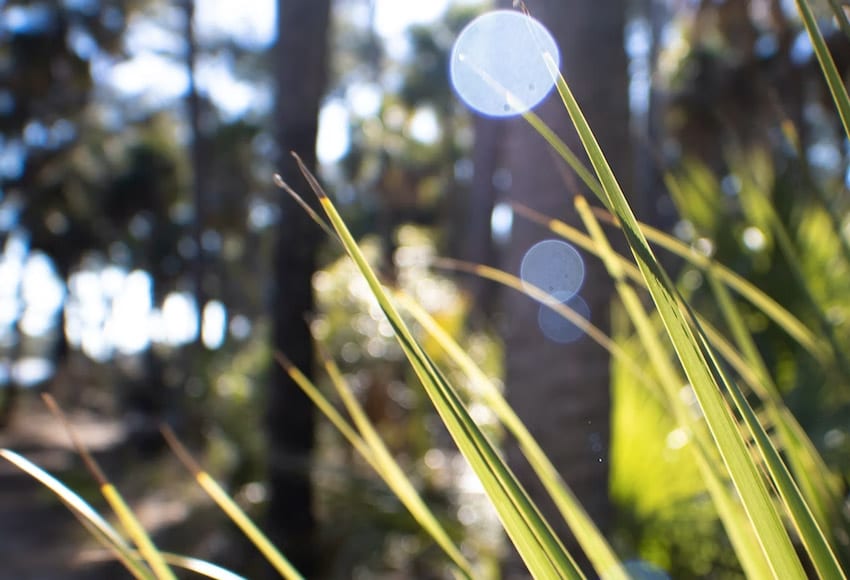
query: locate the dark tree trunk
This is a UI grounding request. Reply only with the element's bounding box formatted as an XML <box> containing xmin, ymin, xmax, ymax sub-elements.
<box><xmin>183</xmin><ymin>0</ymin><xmax>207</xmax><ymax>326</ymax></box>
<box><xmin>461</xmin><ymin>114</ymin><xmax>503</xmax><ymax>322</ymax></box>
<box><xmin>265</xmin><ymin>0</ymin><xmax>331</xmax><ymax>576</ymax></box>
<box><xmin>495</xmin><ymin>0</ymin><xmax>630</xmax><ymax>576</ymax></box>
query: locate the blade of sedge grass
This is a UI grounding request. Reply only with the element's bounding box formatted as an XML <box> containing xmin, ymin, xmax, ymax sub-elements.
<box><xmin>706</xmin><ymin>271</ymin><xmax>844</xmax><ymax>526</ymax></box>
<box><xmin>795</xmin><ymin>0</ymin><xmax>850</xmax><ymax>139</ymax></box>
<box><xmin>276</xmin><ymin>350</ymin><xmax>474</xmax><ymax>578</ymax></box>
<box><xmin>744</xmin><ymin>181</ymin><xmax>850</xmax><ymax>382</ymax></box>
<box><xmin>507</xmin><ymin>204</ymin><xmax>774</xmax><ymax>387</ymax></box>
<box><xmin>315</xmin><ymin>347</ymin><xmax>475</xmax><ymax>578</ymax></box>
<box><xmin>827</xmin><ymin>0</ymin><xmax>850</xmax><ymax>40</ymax></box>
<box><xmin>159</xmin><ymin>426</ymin><xmax>304</xmax><ymax>580</ymax></box>
<box><xmin>397</xmin><ymin>335</ymin><xmax>574</xmax><ymax>578</ymax></box>
<box><xmin>145</xmin><ymin>553</ymin><xmax>246</xmax><ymax>580</ymax></box>
<box><xmin>546</xmin><ymin>56</ymin><xmax>806</xmax><ymax>578</ymax></box>
<box><xmin>586</xmin><ymin>207</ymin><xmax>826</xmax><ymax>361</ymax></box>
<box><xmin>690</xmin><ymin>325</ymin><xmax>847</xmax><ymax>579</ymax></box>
<box><xmin>273</xmin><ymin>352</ymin><xmax>374</xmax><ymax>462</ymax></box>
<box><xmin>704</xmin><ymin>274</ymin><xmax>847</xmax><ymax>577</ymax></box>
<box><xmin>0</xmin><ymin>449</ymin><xmax>155</xmax><ymax>580</ymax></box>
<box><xmin>290</xmin><ymin>154</ymin><xmax>581</xmax><ymax>579</ymax></box>
<box><xmin>41</xmin><ymin>395</ymin><xmax>176</xmax><ymax>580</ymax></box>
<box><xmin>99</xmin><ymin>485</ymin><xmax>177</xmax><ymax>580</ymax></box>
<box><xmin>574</xmin><ymin>196</ymin><xmax>775</xmax><ymax>579</ymax></box>
<box><xmin>394</xmin><ymin>292</ymin><xmax>628</xmax><ymax>580</ymax></box>
<box><xmin>512</xmin><ymin>201</ymin><xmax>836</xmax><ymax>519</ymax></box>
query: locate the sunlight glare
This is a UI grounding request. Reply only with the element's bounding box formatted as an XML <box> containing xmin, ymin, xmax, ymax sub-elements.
<box><xmin>450</xmin><ymin>10</ymin><xmax>560</xmax><ymax>117</ymax></box>
<box><xmin>538</xmin><ymin>294</ymin><xmax>589</xmax><ymax>344</ymax></box>
<box><xmin>317</xmin><ymin>99</ymin><xmax>351</xmax><ymax>164</ymax></box>
<box><xmin>520</xmin><ymin>239</ymin><xmax>585</xmax><ymax>304</ymax></box>
<box><xmin>202</xmin><ymin>300</ymin><xmax>227</xmax><ymax>349</ymax></box>
<box><xmin>159</xmin><ymin>292</ymin><xmax>199</xmax><ymax>346</ymax></box>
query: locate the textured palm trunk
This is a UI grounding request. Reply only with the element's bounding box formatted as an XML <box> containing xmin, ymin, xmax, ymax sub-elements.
<box><xmin>266</xmin><ymin>0</ymin><xmax>331</xmax><ymax>576</ymax></box>
<box><xmin>495</xmin><ymin>0</ymin><xmax>629</xmax><ymax>575</ymax></box>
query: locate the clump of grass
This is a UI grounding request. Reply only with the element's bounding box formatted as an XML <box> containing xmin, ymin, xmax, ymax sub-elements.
<box><xmin>3</xmin><ymin>1</ymin><xmax>849</xmax><ymax>577</ymax></box>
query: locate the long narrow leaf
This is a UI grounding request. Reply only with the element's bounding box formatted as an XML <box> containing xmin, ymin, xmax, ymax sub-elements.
<box><xmin>278</xmin><ymin>349</ymin><xmax>475</xmax><ymax>578</ymax></box>
<box><xmin>546</xmin><ymin>55</ymin><xmax>806</xmax><ymax>578</ymax></box>
<box><xmin>40</xmin><ymin>395</ymin><xmax>175</xmax><ymax>580</ymax></box>
<box><xmin>160</xmin><ymin>427</ymin><xmax>304</xmax><ymax>580</ymax></box>
<box><xmin>0</xmin><ymin>449</ymin><xmax>154</xmax><ymax>580</ymax></box>
<box><xmin>395</xmin><ymin>292</ymin><xmax>628</xmax><ymax>580</ymax></box>
<box><xmin>586</xmin><ymin>208</ymin><xmax>826</xmax><ymax>360</ymax></box>
<box><xmin>795</xmin><ymin>0</ymin><xmax>850</xmax><ymax>139</ymax></box>
<box><xmin>289</xmin><ymin>153</ymin><xmax>582</xmax><ymax>578</ymax></box>
<box><xmin>574</xmin><ymin>195</ymin><xmax>775</xmax><ymax>579</ymax></box>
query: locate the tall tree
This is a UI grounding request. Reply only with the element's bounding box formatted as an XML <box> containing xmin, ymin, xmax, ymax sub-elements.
<box><xmin>494</xmin><ymin>0</ymin><xmax>630</xmax><ymax>575</ymax></box>
<box><xmin>266</xmin><ymin>0</ymin><xmax>331</xmax><ymax>575</ymax></box>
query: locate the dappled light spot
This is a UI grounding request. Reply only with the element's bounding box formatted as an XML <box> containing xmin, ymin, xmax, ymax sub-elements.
<box><xmin>742</xmin><ymin>226</ymin><xmax>766</xmax><ymax>252</ymax></box>
<box><xmin>520</xmin><ymin>239</ymin><xmax>584</xmax><ymax>303</ymax></box>
<box><xmin>537</xmin><ymin>294</ymin><xmax>589</xmax><ymax>344</ymax></box>
<box><xmin>202</xmin><ymin>300</ymin><xmax>227</xmax><ymax>350</ymax></box>
<box><xmin>450</xmin><ymin>10</ymin><xmax>559</xmax><ymax>117</ymax></box>
<box><xmin>491</xmin><ymin>202</ymin><xmax>514</xmax><ymax>243</ymax></box>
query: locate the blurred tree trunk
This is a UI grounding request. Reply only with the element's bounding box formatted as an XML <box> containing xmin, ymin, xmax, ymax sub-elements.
<box><xmin>266</xmin><ymin>0</ymin><xmax>331</xmax><ymax>576</ymax></box>
<box><xmin>496</xmin><ymin>0</ymin><xmax>629</xmax><ymax>576</ymax></box>
<box><xmin>461</xmin><ymin>115</ymin><xmax>503</xmax><ymax>322</ymax></box>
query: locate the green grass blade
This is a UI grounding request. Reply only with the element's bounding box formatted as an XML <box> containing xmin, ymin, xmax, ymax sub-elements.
<box><xmin>706</xmin><ymin>271</ymin><xmax>844</xmax><ymax>530</ymax></box>
<box><xmin>741</xmin><ymin>180</ymin><xmax>850</xmax><ymax>381</ymax></box>
<box><xmin>0</xmin><ymin>449</ymin><xmax>154</xmax><ymax>580</ymax></box>
<box><xmin>154</xmin><ymin>553</ymin><xmax>247</xmax><ymax>580</ymax></box>
<box><xmin>574</xmin><ymin>195</ymin><xmax>775</xmax><ymax>579</ymax></box>
<box><xmin>587</xmin><ymin>207</ymin><xmax>827</xmax><ymax>361</ymax></box>
<box><xmin>314</xmin><ymin>348</ymin><xmax>475</xmax><ymax>578</ymax></box>
<box><xmin>289</xmin><ymin>154</ymin><xmax>582</xmax><ymax>579</ymax></box>
<box><xmin>395</xmin><ymin>292</ymin><xmax>628</xmax><ymax>580</ymax></box>
<box><xmin>100</xmin><ymin>484</ymin><xmax>177</xmax><ymax>580</ymax></box>
<box><xmin>795</xmin><ymin>0</ymin><xmax>850</xmax><ymax>139</ymax></box>
<box><xmin>546</xmin><ymin>56</ymin><xmax>806</xmax><ymax>578</ymax></box>
<box><xmin>40</xmin><ymin>395</ymin><xmax>175</xmax><ymax>580</ymax></box>
<box><xmin>273</xmin><ymin>352</ymin><xmax>374</xmax><ymax>461</ymax></box>
<box><xmin>692</xmin><ymin>326</ymin><xmax>847</xmax><ymax>578</ymax></box>
<box><xmin>160</xmin><ymin>427</ymin><xmax>304</xmax><ymax>580</ymax></box>
<box><xmin>513</xmin><ymin>202</ymin><xmax>842</xmax><ymax>536</ymax></box>
<box><xmin>703</xmin><ymin>275</ymin><xmax>847</xmax><ymax>578</ymax></box>
<box><xmin>431</xmin><ymin>258</ymin><xmax>654</xmax><ymax>393</ymax></box>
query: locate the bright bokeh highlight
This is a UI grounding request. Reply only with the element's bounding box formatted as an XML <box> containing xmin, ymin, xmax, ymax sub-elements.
<box><xmin>538</xmin><ymin>295</ymin><xmax>589</xmax><ymax>344</ymax></box>
<box><xmin>450</xmin><ymin>10</ymin><xmax>560</xmax><ymax>117</ymax></box>
<box><xmin>520</xmin><ymin>239</ymin><xmax>585</xmax><ymax>304</ymax></box>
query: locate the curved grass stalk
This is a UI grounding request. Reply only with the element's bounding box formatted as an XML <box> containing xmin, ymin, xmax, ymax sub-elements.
<box><xmin>280</xmin><ymin>348</ymin><xmax>476</xmax><ymax>578</ymax></box>
<box><xmin>289</xmin><ymin>153</ymin><xmax>582</xmax><ymax>579</ymax></box>
<box><xmin>395</xmin><ymin>292</ymin><xmax>628</xmax><ymax>580</ymax></box>
<box><xmin>691</xmin><ymin>324</ymin><xmax>847</xmax><ymax>579</ymax></box>
<box><xmin>160</xmin><ymin>427</ymin><xmax>304</xmax><ymax>580</ymax></box>
<box><xmin>546</xmin><ymin>54</ymin><xmax>806</xmax><ymax>577</ymax></box>
<box><xmin>795</xmin><ymin>0</ymin><xmax>850</xmax><ymax>140</ymax></box>
<box><xmin>0</xmin><ymin>449</ymin><xmax>154</xmax><ymax>580</ymax></box>
<box><xmin>586</xmin><ymin>208</ymin><xmax>827</xmax><ymax>362</ymax></box>
<box><xmin>579</xmin><ymin>196</ymin><xmax>846</xmax><ymax>578</ymax></box>
<box><xmin>40</xmin><ymin>395</ymin><xmax>176</xmax><ymax>580</ymax></box>
<box><xmin>707</xmin><ymin>271</ymin><xmax>846</xmax><ymax>550</ymax></box>
<box><xmin>574</xmin><ymin>196</ymin><xmax>775</xmax><ymax>579</ymax></box>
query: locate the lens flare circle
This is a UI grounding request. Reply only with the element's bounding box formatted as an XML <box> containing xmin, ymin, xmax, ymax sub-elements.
<box><xmin>538</xmin><ymin>295</ymin><xmax>590</xmax><ymax>344</ymax></box>
<box><xmin>520</xmin><ymin>239</ymin><xmax>585</xmax><ymax>303</ymax></box>
<box><xmin>450</xmin><ymin>10</ymin><xmax>560</xmax><ymax>117</ymax></box>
